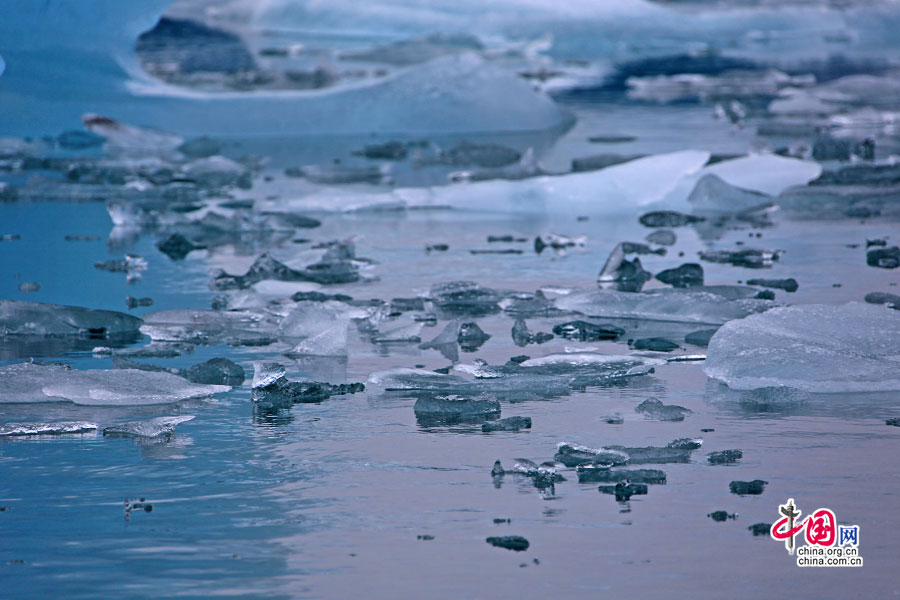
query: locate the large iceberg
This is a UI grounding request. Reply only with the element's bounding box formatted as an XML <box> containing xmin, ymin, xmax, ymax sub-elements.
<box><xmin>0</xmin><ymin>1</ymin><xmax>571</xmax><ymax>137</ymax></box>
<box><xmin>0</xmin><ymin>362</ymin><xmax>229</xmax><ymax>405</ymax></box>
<box><xmin>704</xmin><ymin>303</ymin><xmax>900</xmax><ymax>393</ymax></box>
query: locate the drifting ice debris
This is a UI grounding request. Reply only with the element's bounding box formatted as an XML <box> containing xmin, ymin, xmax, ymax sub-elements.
<box><xmin>457</xmin><ymin>322</ymin><xmax>491</xmax><ymax>352</ymax></box>
<box><xmin>552</xmin><ymin>320</ymin><xmax>624</xmax><ymax>342</ymax></box>
<box><xmin>748</xmin><ymin>523</ymin><xmax>772</xmax><ymax>536</ymax></box>
<box><xmin>94</xmin><ymin>255</ymin><xmax>147</xmax><ymax>282</ymax></box>
<box><xmin>685</xmin><ymin>329</ymin><xmax>718</xmax><ymax>347</ymax></box>
<box><xmin>598</xmin><ymin>483</ymin><xmax>647</xmax><ymax>500</ymax></box>
<box><xmin>645</xmin><ymin>229</ymin><xmax>676</xmax><ymax>246</ymax></box>
<box><xmin>414</xmin><ymin>394</ymin><xmax>501</xmax><ymax>425</ymax></box>
<box><xmin>633</xmin><ymin>338</ymin><xmax>679</xmax><ymax>352</ymax></box>
<box><xmin>708</xmin><ymin>450</ymin><xmax>743</xmax><ymax>465</ymax></box>
<box><xmin>353</xmin><ymin>141</ymin><xmax>408</xmax><ymax>160</ymax></box>
<box><xmin>554</xmin><ymin>443</ymin><xmax>629</xmax><ymax>467</ymax></box>
<box><xmin>0</xmin><ymin>362</ymin><xmax>227</xmax><ymax>405</ymax></box>
<box><xmin>704</xmin><ymin>303</ymin><xmax>900</xmax><ymax>392</ymax></box>
<box><xmin>621</xmin><ymin>242</ymin><xmax>665</xmax><ymax>256</ymax></box>
<box><xmin>428</xmin><ymin>281</ymin><xmax>502</xmax><ymax>316</ymax></box>
<box><xmin>886</xmin><ymin>418</ymin><xmax>900</xmax><ymax>427</ymax></box>
<box><xmin>655</xmin><ymin>263</ymin><xmax>703</xmax><ymax>288</ymax></box>
<box><xmin>639</xmin><ymin>211</ymin><xmax>704</xmax><ymax>228</ymax></box>
<box><xmin>0</xmin><ymin>300</ymin><xmax>142</xmax><ymax>337</ymax></box>
<box><xmin>156</xmin><ymin>233</ymin><xmax>206</xmax><ymax>260</ymax></box>
<box><xmin>635</xmin><ymin>398</ymin><xmax>691</xmax><ymax>421</ymax></box>
<box><xmin>688</xmin><ymin>174</ymin><xmax>774</xmax><ymax>215</ymax></box>
<box><xmin>82</xmin><ymin>114</ymin><xmax>183</xmax><ymax>157</ymax></box>
<box><xmin>534</xmin><ymin>233</ymin><xmax>587</xmax><ymax>255</ymax></box>
<box><xmin>604</xmin><ymin>444</ymin><xmax>694</xmax><ymax>464</ymax></box>
<box><xmin>811</xmin><ymin>163</ymin><xmax>900</xmax><ymax>186</ymax></box>
<box><xmin>125</xmin><ymin>296</ymin><xmax>154</xmax><ymax>310</ymax></box>
<box><xmin>571</xmin><ymin>153</ymin><xmax>644</xmax><ymax>173</ymax></box>
<box><xmin>699</xmin><ymin>249</ymin><xmax>780</xmax><ymax>269</ymax></box>
<box><xmin>251</xmin><ymin>363</ymin><xmax>364</xmax><ymax>408</ymax></box>
<box><xmin>667</xmin><ymin>438</ymin><xmax>702</xmax><ymax>449</ymax></box>
<box><xmin>812</xmin><ymin>136</ymin><xmax>874</xmax><ymax>162</ymax></box>
<box><xmin>730</xmin><ymin>480</ymin><xmax>767</xmax><ymax>495</ymax></box>
<box><xmin>556</xmin><ymin>288</ymin><xmax>774</xmax><ymax>325</ymax></box>
<box><xmin>576</xmin><ymin>468</ymin><xmax>666</xmax><ymax>484</ymax></box>
<box><xmin>501</xmin><ymin>291</ymin><xmax>562</xmax><ymax>318</ymax></box>
<box><xmin>183</xmin><ymin>358</ymin><xmax>245</xmax><ymax>386</ymax></box>
<box><xmin>511</xmin><ymin>319</ymin><xmax>553</xmax><ymax>347</ymax></box>
<box><xmin>708</xmin><ymin>511</ymin><xmax>738</xmax><ymax>522</ymax></box>
<box><xmin>867</xmin><ymin>247</ymin><xmax>900</xmax><ymax>269</ymax></box>
<box><xmin>597</xmin><ymin>243</ymin><xmax>652</xmax><ymax>292</ymax></box>
<box><xmin>0</xmin><ymin>422</ymin><xmax>98</xmax><ymax>437</ymax></box>
<box><xmin>865</xmin><ymin>292</ymin><xmax>900</xmax><ymax>309</ymax></box>
<box><xmin>745</xmin><ymin>278</ymin><xmax>798</xmax><ymax>293</ymax></box>
<box><xmin>103</xmin><ymin>416</ymin><xmax>195</xmax><ymax>439</ymax></box>
<box><xmin>17</xmin><ymin>282</ymin><xmax>40</xmax><ymax>293</ymax></box>
<box><xmin>482</xmin><ymin>416</ymin><xmax>532</xmax><ymax>432</ymax></box>
<box><xmin>419</xmin><ymin>141</ymin><xmax>521</xmax><ymax>168</ymax></box>
<box><xmin>291</xmin><ymin>163</ymin><xmax>391</xmax><ymax>185</ymax></box>
<box><xmin>182</xmin><ymin>156</ymin><xmax>250</xmax><ymax>189</ymax></box>
<box><xmin>372</xmin><ymin>320</ymin><xmax>423</xmax><ymax>344</ymax></box>
<box><xmin>141</xmin><ymin>308</ymin><xmax>281</xmax><ymax>346</ymax></box>
<box><xmin>486</xmin><ymin>536</ymin><xmax>529</xmax><ymax>552</ymax></box>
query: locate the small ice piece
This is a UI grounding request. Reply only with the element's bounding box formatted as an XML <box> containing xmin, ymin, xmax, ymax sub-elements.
<box><xmin>745</xmin><ymin>278</ymin><xmax>798</xmax><ymax>293</ymax></box>
<box><xmin>604</xmin><ymin>445</ymin><xmax>694</xmax><ymax>464</ymax></box>
<box><xmin>730</xmin><ymin>480</ymin><xmax>767</xmax><ymax>495</ymax></box>
<box><xmin>0</xmin><ymin>300</ymin><xmax>143</xmax><ymax>337</ymax></box>
<box><xmin>141</xmin><ymin>308</ymin><xmax>281</xmax><ymax>346</ymax></box>
<box><xmin>182</xmin><ymin>358</ymin><xmax>245</xmax><ymax>386</ymax></box>
<box><xmin>634</xmin><ymin>397</ymin><xmax>691</xmax><ymax>421</ymax></box>
<box><xmin>482</xmin><ymin>416</ymin><xmax>532</xmax><ymax>432</ymax></box>
<box><xmin>685</xmin><ymin>329</ymin><xmax>718</xmax><ymax>347</ymax></box>
<box><xmin>688</xmin><ymin>174</ymin><xmax>774</xmax><ymax>215</ymax></box>
<box><xmin>867</xmin><ymin>247</ymin><xmax>900</xmax><ymax>269</ymax></box>
<box><xmin>704</xmin><ymin>302</ymin><xmax>900</xmax><ymax>392</ymax></box>
<box><xmin>413</xmin><ymin>394</ymin><xmax>501</xmax><ymax>424</ymax></box>
<box><xmin>156</xmin><ymin>233</ymin><xmax>205</xmax><ymax>260</ymax></box>
<box><xmin>0</xmin><ymin>421</ymin><xmax>98</xmax><ymax>437</ymax></box>
<box><xmin>289</xmin><ymin>322</ymin><xmax>349</xmax><ymax>356</ymax></box>
<box><xmin>639</xmin><ymin>211</ymin><xmax>703</xmax><ymax>228</ymax></box>
<box><xmin>597</xmin><ymin>243</ymin><xmax>652</xmax><ymax>292</ymax></box>
<box><xmin>708</xmin><ymin>449</ymin><xmax>743</xmax><ymax>465</ymax></box>
<box><xmin>655</xmin><ymin>263</ymin><xmax>703</xmax><ymax>288</ymax></box>
<box><xmin>645</xmin><ymin>229</ymin><xmax>676</xmax><ymax>246</ymax></box>
<box><xmin>552</xmin><ymin>320</ymin><xmax>624</xmax><ymax>341</ymax></box>
<box><xmin>667</xmin><ymin>437</ymin><xmax>702</xmax><ymax>450</ymax></box>
<box><xmin>485</xmin><ymin>536</ymin><xmax>529</xmax><ymax>552</ymax></box>
<box><xmin>252</xmin><ymin>362</ymin><xmax>286</xmax><ymax>389</ymax></box>
<box><xmin>17</xmin><ymin>282</ymin><xmax>40</xmax><ymax>293</ymax></box>
<box><xmin>103</xmin><ymin>415</ymin><xmax>194</xmax><ymax>438</ymax></box>
<box><xmin>555</xmin><ymin>288</ymin><xmax>774</xmax><ymax>325</ymax></box>
<box><xmin>457</xmin><ymin>322</ymin><xmax>490</xmax><ymax>351</ymax></box>
<box><xmin>633</xmin><ymin>338</ymin><xmax>679</xmax><ymax>352</ymax></box>
<box><xmin>181</xmin><ymin>156</ymin><xmax>249</xmax><ymax>189</ymax></box>
<box><xmin>577</xmin><ymin>468</ymin><xmax>666</xmax><ymax>484</ymax></box>
<box><xmin>0</xmin><ymin>362</ymin><xmax>227</xmax><ymax>405</ymax></box>
<box><xmin>699</xmin><ymin>249</ymin><xmax>780</xmax><ymax>269</ymax></box>
<box><xmin>598</xmin><ymin>482</ymin><xmax>647</xmax><ymax>500</ymax></box>
<box><xmin>554</xmin><ymin>442</ymin><xmax>629</xmax><ymax>467</ymax></box>
<box><xmin>125</xmin><ymin>296</ymin><xmax>154</xmax><ymax>309</ymax></box>
<box><xmin>81</xmin><ymin>114</ymin><xmax>184</xmax><ymax>157</ymax></box>
<box><xmin>428</xmin><ymin>281</ymin><xmax>502</xmax><ymax>316</ymax></box>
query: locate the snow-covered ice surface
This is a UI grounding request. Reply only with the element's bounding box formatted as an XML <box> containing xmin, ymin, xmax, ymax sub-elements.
<box><xmin>2</xmin><ymin>0</ymin><xmax>900</xmax><ymax>598</ymax></box>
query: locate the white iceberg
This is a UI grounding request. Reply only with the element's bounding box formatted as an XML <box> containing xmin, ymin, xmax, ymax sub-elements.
<box><xmin>704</xmin><ymin>303</ymin><xmax>900</xmax><ymax>393</ymax></box>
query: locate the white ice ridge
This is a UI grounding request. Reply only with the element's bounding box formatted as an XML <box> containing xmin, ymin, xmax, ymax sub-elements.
<box><xmin>704</xmin><ymin>302</ymin><xmax>900</xmax><ymax>393</ymax></box>
<box><xmin>0</xmin><ymin>0</ymin><xmax>571</xmax><ymax>137</ymax></box>
<box><xmin>260</xmin><ymin>150</ymin><xmax>710</xmax><ymax>215</ymax></box>
<box><xmin>0</xmin><ymin>363</ymin><xmax>228</xmax><ymax>406</ymax></box>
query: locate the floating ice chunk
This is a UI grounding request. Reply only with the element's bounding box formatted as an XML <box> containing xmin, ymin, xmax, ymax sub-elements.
<box><xmin>0</xmin><ymin>300</ymin><xmax>143</xmax><ymax>338</ymax></box>
<box><xmin>82</xmin><ymin>114</ymin><xmax>183</xmax><ymax>157</ymax></box>
<box><xmin>0</xmin><ymin>363</ymin><xmax>228</xmax><ymax>405</ymax></box>
<box><xmin>688</xmin><ymin>174</ymin><xmax>774</xmax><ymax>215</ymax></box>
<box><xmin>0</xmin><ymin>421</ymin><xmax>98</xmax><ymax>437</ymax></box>
<box><xmin>701</xmin><ymin>154</ymin><xmax>822</xmax><ymax>197</ymax></box>
<box><xmin>704</xmin><ymin>302</ymin><xmax>900</xmax><ymax>392</ymax></box>
<box><xmin>278</xmin><ymin>301</ymin><xmax>364</xmax><ymax>339</ymax></box>
<box><xmin>141</xmin><ymin>308</ymin><xmax>281</xmax><ymax>345</ymax></box>
<box><xmin>768</xmin><ymin>89</ymin><xmax>840</xmax><ymax>116</ymax></box>
<box><xmin>372</xmin><ymin>320</ymin><xmax>423</xmax><ymax>343</ymax></box>
<box><xmin>413</xmin><ymin>394</ymin><xmax>501</xmax><ymax>424</ymax></box>
<box><xmin>103</xmin><ymin>415</ymin><xmax>194</xmax><ymax>438</ymax></box>
<box><xmin>555</xmin><ymin>288</ymin><xmax>774</xmax><ymax>325</ymax></box>
<box><xmin>554</xmin><ymin>442</ymin><xmax>629</xmax><ymax>467</ymax></box>
<box><xmin>252</xmin><ymin>362</ymin><xmax>286</xmax><ymax>389</ymax></box>
<box><xmin>289</xmin><ymin>323</ymin><xmax>350</xmax><ymax>356</ymax></box>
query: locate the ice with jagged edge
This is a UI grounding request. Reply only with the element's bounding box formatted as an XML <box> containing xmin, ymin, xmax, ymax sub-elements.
<box><xmin>0</xmin><ymin>300</ymin><xmax>143</xmax><ymax>337</ymax></box>
<box><xmin>0</xmin><ymin>363</ymin><xmax>228</xmax><ymax>406</ymax></box>
<box><xmin>704</xmin><ymin>302</ymin><xmax>900</xmax><ymax>393</ymax></box>
<box><xmin>103</xmin><ymin>415</ymin><xmax>195</xmax><ymax>438</ymax></box>
<box><xmin>0</xmin><ymin>421</ymin><xmax>98</xmax><ymax>437</ymax></box>
<box><xmin>260</xmin><ymin>150</ymin><xmax>710</xmax><ymax>215</ymax></box>
<box><xmin>555</xmin><ymin>288</ymin><xmax>775</xmax><ymax>325</ymax></box>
